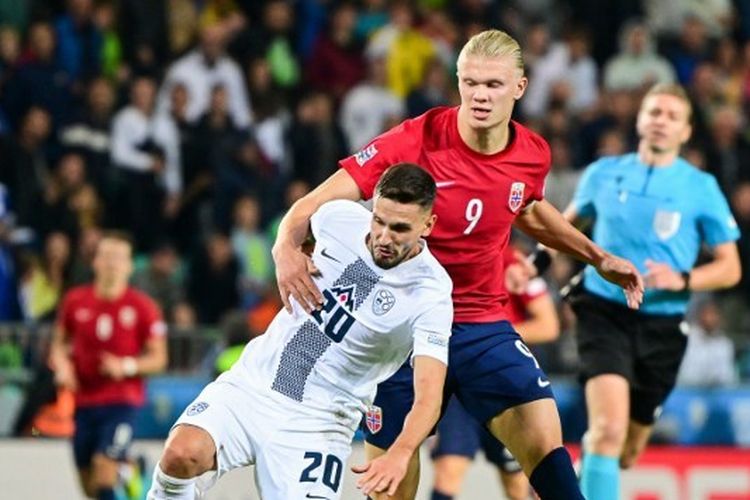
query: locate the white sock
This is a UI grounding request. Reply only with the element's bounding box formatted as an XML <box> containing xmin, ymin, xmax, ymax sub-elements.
<box><xmin>147</xmin><ymin>463</ymin><xmax>197</xmax><ymax>500</ymax></box>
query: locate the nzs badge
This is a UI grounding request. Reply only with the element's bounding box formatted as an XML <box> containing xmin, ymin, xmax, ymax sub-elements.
<box><xmin>372</xmin><ymin>289</ymin><xmax>395</xmax><ymax>316</ymax></box>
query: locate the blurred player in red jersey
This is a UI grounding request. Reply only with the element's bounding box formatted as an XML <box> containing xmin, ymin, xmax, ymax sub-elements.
<box><xmin>431</xmin><ymin>245</ymin><xmax>559</xmax><ymax>500</ymax></box>
<box><xmin>273</xmin><ymin>29</ymin><xmax>643</xmax><ymax>500</ymax></box>
<box><xmin>50</xmin><ymin>231</ymin><xmax>168</xmax><ymax>500</ymax></box>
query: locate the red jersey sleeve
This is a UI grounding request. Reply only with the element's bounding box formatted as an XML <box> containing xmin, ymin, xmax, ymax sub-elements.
<box><xmin>136</xmin><ymin>293</ymin><xmax>166</xmax><ymax>345</ymax></box>
<box><xmin>529</xmin><ymin>136</ymin><xmax>551</xmax><ymax>203</ymax></box>
<box><xmin>339</xmin><ymin>119</ymin><xmax>422</xmax><ymax>200</ymax></box>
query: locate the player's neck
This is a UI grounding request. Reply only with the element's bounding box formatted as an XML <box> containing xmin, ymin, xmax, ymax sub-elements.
<box><xmin>457</xmin><ymin>114</ymin><xmax>510</xmax><ymax>155</ymax></box>
<box><xmin>637</xmin><ymin>141</ymin><xmax>679</xmax><ymax>167</ymax></box>
<box><xmin>94</xmin><ymin>282</ymin><xmax>127</xmax><ymax>301</ymax></box>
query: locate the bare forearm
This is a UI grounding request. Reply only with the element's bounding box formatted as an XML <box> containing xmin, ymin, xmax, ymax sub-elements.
<box><xmin>689</xmin><ymin>258</ymin><xmax>741</xmax><ymax>291</ymax></box>
<box><xmin>515</xmin><ymin>317</ymin><xmax>559</xmax><ymax>344</ymax></box>
<box><xmin>390</xmin><ymin>398</ymin><xmax>441</xmax><ymax>455</ymax></box>
<box><xmin>516</xmin><ymin>200</ymin><xmax>606</xmax><ymax>266</ymax></box>
<box><xmin>134</xmin><ymin>351</ymin><xmax>167</xmax><ymax>375</ymax></box>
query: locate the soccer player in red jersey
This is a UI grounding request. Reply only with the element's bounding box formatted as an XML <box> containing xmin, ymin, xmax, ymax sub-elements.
<box><xmin>50</xmin><ymin>232</ymin><xmax>167</xmax><ymax>500</ymax></box>
<box><xmin>273</xmin><ymin>30</ymin><xmax>643</xmax><ymax>499</ymax></box>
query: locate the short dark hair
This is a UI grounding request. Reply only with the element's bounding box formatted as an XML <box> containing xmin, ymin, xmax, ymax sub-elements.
<box><xmin>374</xmin><ymin>163</ymin><xmax>436</xmax><ymax>210</ymax></box>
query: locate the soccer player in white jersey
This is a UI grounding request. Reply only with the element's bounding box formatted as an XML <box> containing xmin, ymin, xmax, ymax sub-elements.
<box><xmin>147</xmin><ymin>163</ymin><xmax>453</xmax><ymax>500</ymax></box>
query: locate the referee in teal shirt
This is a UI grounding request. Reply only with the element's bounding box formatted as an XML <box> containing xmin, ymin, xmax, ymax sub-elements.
<box><xmin>565</xmin><ymin>83</ymin><xmax>741</xmax><ymax>500</ymax></box>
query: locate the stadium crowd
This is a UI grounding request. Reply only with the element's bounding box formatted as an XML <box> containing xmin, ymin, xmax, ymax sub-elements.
<box><xmin>1</xmin><ymin>0</ymin><xmax>750</xmax><ymax>381</ymax></box>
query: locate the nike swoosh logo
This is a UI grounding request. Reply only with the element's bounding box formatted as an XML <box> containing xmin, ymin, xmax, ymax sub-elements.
<box><xmin>435</xmin><ymin>180</ymin><xmax>456</xmax><ymax>188</ymax></box>
<box><xmin>320</xmin><ymin>248</ymin><xmax>341</xmax><ymax>263</ymax></box>
<box><xmin>305</xmin><ymin>495</ymin><xmax>330</xmax><ymax>499</ymax></box>
<box><xmin>537</xmin><ymin>377</ymin><xmax>551</xmax><ymax>388</ymax></box>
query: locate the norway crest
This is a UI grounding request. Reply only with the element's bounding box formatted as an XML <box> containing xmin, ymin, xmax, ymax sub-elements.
<box><xmin>366</xmin><ymin>405</ymin><xmax>383</xmax><ymax>434</ymax></box>
<box><xmin>508</xmin><ymin>182</ymin><xmax>525</xmax><ymax>213</ymax></box>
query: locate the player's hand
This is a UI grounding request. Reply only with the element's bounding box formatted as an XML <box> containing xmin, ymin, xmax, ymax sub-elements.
<box><xmin>644</xmin><ymin>260</ymin><xmax>686</xmax><ymax>291</ymax></box>
<box><xmin>505</xmin><ymin>257</ymin><xmax>535</xmax><ymax>294</ymax></box>
<box><xmin>595</xmin><ymin>254</ymin><xmax>644</xmax><ymax>309</ymax></box>
<box><xmin>53</xmin><ymin>360</ymin><xmax>78</xmax><ymax>391</ymax></box>
<box><xmin>351</xmin><ymin>447</ymin><xmax>411</xmax><ymax>497</ymax></box>
<box><xmin>273</xmin><ymin>242</ymin><xmax>323</xmax><ymax>313</ymax></box>
<box><xmin>99</xmin><ymin>352</ymin><xmax>126</xmax><ymax>380</ymax></box>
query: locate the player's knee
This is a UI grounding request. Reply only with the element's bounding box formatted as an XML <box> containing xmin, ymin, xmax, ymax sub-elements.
<box><xmin>89</xmin><ymin>454</ymin><xmax>119</xmax><ymax>489</ymax></box>
<box><xmin>588</xmin><ymin>417</ymin><xmax>627</xmax><ymax>451</ymax></box>
<box><xmin>160</xmin><ymin>438</ymin><xmax>211</xmax><ymax>478</ymax></box>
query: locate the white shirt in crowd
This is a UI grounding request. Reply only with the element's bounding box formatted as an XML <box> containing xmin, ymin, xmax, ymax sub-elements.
<box><xmin>340</xmin><ymin>83</ymin><xmax>404</xmax><ymax>154</ymax></box>
<box><xmin>110</xmin><ymin>107</ymin><xmax>182</xmax><ymax>194</ymax></box>
<box><xmin>677</xmin><ymin>324</ymin><xmax>737</xmax><ymax>387</ymax></box>
<box><xmin>157</xmin><ymin>50</ymin><xmax>251</xmax><ymax>129</ymax></box>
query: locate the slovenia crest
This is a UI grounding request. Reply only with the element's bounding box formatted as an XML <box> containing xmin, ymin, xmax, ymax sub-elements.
<box><xmin>372</xmin><ymin>289</ymin><xmax>395</xmax><ymax>316</ymax></box>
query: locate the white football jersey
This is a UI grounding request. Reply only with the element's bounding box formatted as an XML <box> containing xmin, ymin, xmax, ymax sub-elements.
<box><xmin>226</xmin><ymin>200</ymin><xmax>453</xmax><ymax>430</ymax></box>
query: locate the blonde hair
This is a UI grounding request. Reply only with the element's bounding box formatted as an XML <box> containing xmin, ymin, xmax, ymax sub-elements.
<box><xmin>458</xmin><ymin>29</ymin><xmax>525</xmax><ymax>74</ymax></box>
<box><xmin>643</xmin><ymin>83</ymin><xmax>693</xmax><ymax>121</ymax></box>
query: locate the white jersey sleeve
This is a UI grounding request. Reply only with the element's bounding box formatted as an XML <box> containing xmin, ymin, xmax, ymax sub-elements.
<box><xmin>411</xmin><ymin>296</ymin><xmax>452</xmax><ymax>365</ymax></box>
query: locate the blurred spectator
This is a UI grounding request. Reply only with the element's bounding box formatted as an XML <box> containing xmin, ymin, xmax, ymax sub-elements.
<box><xmin>0</xmin><ymin>25</ymin><xmax>20</xmax><ymax>90</ymax></box>
<box><xmin>0</xmin><ymin>0</ymin><xmax>30</xmax><ymax>33</ymax></box>
<box><xmin>166</xmin><ymin>0</ymin><xmax>198</xmax><ymax>58</ymax></box>
<box><xmin>38</xmin><ymin>152</ymin><xmax>89</xmax><ymax>239</ymax></box>
<box><xmin>199</xmin><ymin>0</ymin><xmax>246</xmax><ymax>38</ymax></box>
<box><xmin>730</xmin><ymin>182</ymin><xmax>750</xmax><ymax>306</ymax></box>
<box><xmin>171</xmin><ymin>300</ymin><xmax>197</xmax><ymax>330</ymax></box>
<box><xmin>406</xmin><ymin>58</ymin><xmax>451</xmax><ymax>118</ymax></box>
<box><xmin>290</xmin><ymin>90</ymin><xmax>349</xmax><ymax>186</ymax></box>
<box><xmin>54</xmin><ymin>0</ymin><xmax>102</xmax><ymax>85</ymax></box>
<box><xmin>2</xmin><ymin>21</ymin><xmax>72</xmax><ymax>129</ymax></box>
<box><xmin>131</xmin><ymin>240</ymin><xmax>185</xmax><ymax>320</ymax></box>
<box><xmin>247</xmin><ymin>58</ymin><xmax>290</xmax><ymax>173</ymax></box>
<box><xmin>118</xmin><ymin>0</ymin><xmax>168</xmax><ymax>75</ymax></box>
<box><xmin>0</xmin><ymin>183</ymin><xmax>21</xmax><ymax>320</ymax></box>
<box><xmin>213</xmin><ymin>310</ymin><xmax>256</xmax><ymax>375</ymax></box>
<box><xmin>230</xmin><ymin>194</ymin><xmax>273</xmax><ymax>310</ymax></box>
<box><xmin>703</xmin><ymin>105</ymin><xmax>750</xmax><ymax>193</ymax></box>
<box><xmin>522</xmin><ymin>27</ymin><xmax>599</xmax><ymax>119</ymax></box>
<box><xmin>713</xmin><ymin>37</ymin><xmax>745</xmax><ymax>108</ymax></box>
<box><xmin>68</xmin><ymin>225</ymin><xmax>101</xmax><ymax>285</ymax></box>
<box><xmin>576</xmin><ymin>90</ymin><xmax>638</xmax><ymax>166</ymax></box>
<box><xmin>677</xmin><ymin>299</ymin><xmax>737</xmax><ymax>387</ymax></box>
<box><xmin>59</xmin><ymin>77</ymin><xmax>116</xmax><ymax>200</ymax></box>
<box><xmin>305</xmin><ymin>1</ymin><xmax>365</xmax><ymax>102</ymax></box>
<box><xmin>354</xmin><ymin>0</ymin><xmax>389</xmax><ymax>41</ymax></box>
<box><xmin>544</xmin><ymin>137</ymin><xmax>581</xmax><ymax>211</ymax></box>
<box><xmin>664</xmin><ymin>15</ymin><xmax>713</xmax><ymax>84</ymax></box>
<box><xmin>188</xmin><ymin>231</ymin><xmax>240</xmax><ymax>324</ymax></box>
<box><xmin>267</xmin><ymin>178</ymin><xmax>311</xmax><ymax>243</ymax></box>
<box><xmin>366</xmin><ymin>0</ymin><xmax>436</xmax><ymax>98</ymax></box>
<box><xmin>420</xmin><ymin>8</ymin><xmax>460</xmax><ymax>70</ymax></box>
<box><xmin>688</xmin><ymin>61</ymin><xmax>721</xmax><ymax>142</ymax></box>
<box><xmin>603</xmin><ymin>20</ymin><xmax>676</xmax><ymax>92</ymax></box>
<box><xmin>0</xmin><ymin>106</ymin><xmax>53</xmax><ymax>230</ymax></box>
<box><xmin>232</xmin><ymin>0</ymin><xmax>299</xmax><ymax>90</ymax></box>
<box><xmin>93</xmin><ymin>0</ymin><xmax>122</xmax><ymax>81</ymax></box>
<box><xmin>158</xmin><ymin>25</ymin><xmax>250</xmax><ymax>128</ymax></box>
<box><xmin>111</xmin><ymin>76</ymin><xmax>181</xmax><ymax>252</ymax></box>
<box><xmin>19</xmin><ymin>231</ymin><xmax>71</xmax><ymax>321</ymax></box>
<box><xmin>340</xmin><ymin>55</ymin><xmax>403</xmax><ymax>152</ymax></box>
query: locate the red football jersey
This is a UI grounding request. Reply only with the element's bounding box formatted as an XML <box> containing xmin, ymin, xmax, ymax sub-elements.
<box><xmin>340</xmin><ymin>107</ymin><xmax>551</xmax><ymax>322</ymax></box>
<box><xmin>57</xmin><ymin>285</ymin><xmax>166</xmax><ymax>407</ymax></box>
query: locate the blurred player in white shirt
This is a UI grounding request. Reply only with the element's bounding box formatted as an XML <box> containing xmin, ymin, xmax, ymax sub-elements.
<box><xmin>147</xmin><ymin>164</ymin><xmax>453</xmax><ymax>500</ymax></box>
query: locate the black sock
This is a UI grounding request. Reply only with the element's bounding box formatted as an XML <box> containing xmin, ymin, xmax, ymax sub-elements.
<box><xmin>431</xmin><ymin>490</ymin><xmax>453</xmax><ymax>500</ymax></box>
<box><xmin>529</xmin><ymin>447</ymin><xmax>584</xmax><ymax>500</ymax></box>
<box><xmin>97</xmin><ymin>488</ymin><xmax>115</xmax><ymax>500</ymax></box>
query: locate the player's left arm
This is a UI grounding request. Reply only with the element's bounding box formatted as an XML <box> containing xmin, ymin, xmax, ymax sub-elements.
<box><xmin>353</xmin><ymin>355</ymin><xmax>446</xmax><ymax>496</ymax></box>
<box><xmin>645</xmin><ymin>242</ymin><xmax>741</xmax><ymax>291</ymax></box>
<box><xmin>515</xmin><ymin>199</ymin><xmax>644</xmax><ymax>308</ymax></box>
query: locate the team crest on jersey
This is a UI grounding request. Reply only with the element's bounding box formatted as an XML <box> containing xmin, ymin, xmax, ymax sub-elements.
<box><xmin>354</xmin><ymin>144</ymin><xmax>378</xmax><ymax>166</ymax></box>
<box><xmin>119</xmin><ymin>306</ymin><xmax>137</xmax><ymax>328</ymax></box>
<box><xmin>365</xmin><ymin>405</ymin><xmax>383</xmax><ymax>434</ymax></box>
<box><xmin>508</xmin><ymin>182</ymin><xmax>525</xmax><ymax>213</ymax></box>
<box><xmin>653</xmin><ymin>210</ymin><xmax>681</xmax><ymax>240</ymax></box>
<box><xmin>372</xmin><ymin>289</ymin><xmax>395</xmax><ymax>316</ymax></box>
<box><xmin>186</xmin><ymin>401</ymin><xmax>209</xmax><ymax>416</ymax></box>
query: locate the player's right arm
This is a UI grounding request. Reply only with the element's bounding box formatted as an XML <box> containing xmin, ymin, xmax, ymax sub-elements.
<box><xmin>49</xmin><ymin>297</ymin><xmax>77</xmax><ymax>391</ymax></box>
<box><xmin>272</xmin><ymin>169</ymin><xmax>362</xmax><ymax>312</ymax></box>
<box><xmin>353</xmin><ymin>355</ymin><xmax>447</xmax><ymax>497</ymax></box>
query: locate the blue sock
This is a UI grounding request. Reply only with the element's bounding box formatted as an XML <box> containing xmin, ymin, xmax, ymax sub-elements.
<box><xmin>581</xmin><ymin>453</ymin><xmax>620</xmax><ymax>500</ymax></box>
<box><xmin>431</xmin><ymin>490</ymin><xmax>453</xmax><ymax>500</ymax></box>
<box><xmin>529</xmin><ymin>447</ymin><xmax>584</xmax><ymax>500</ymax></box>
<box><xmin>97</xmin><ymin>488</ymin><xmax>115</xmax><ymax>500</ymax></box>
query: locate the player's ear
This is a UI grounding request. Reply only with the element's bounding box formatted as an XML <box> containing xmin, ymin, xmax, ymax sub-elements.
<box><xmin>421</xmin><ymin>213</ymin><xmax>437</xmax><ymax>238</ymax></box>
<box><xmin>514</xmin><ymin>75</ymin><xmax>528</xmax><ymax>100</ymax></box>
